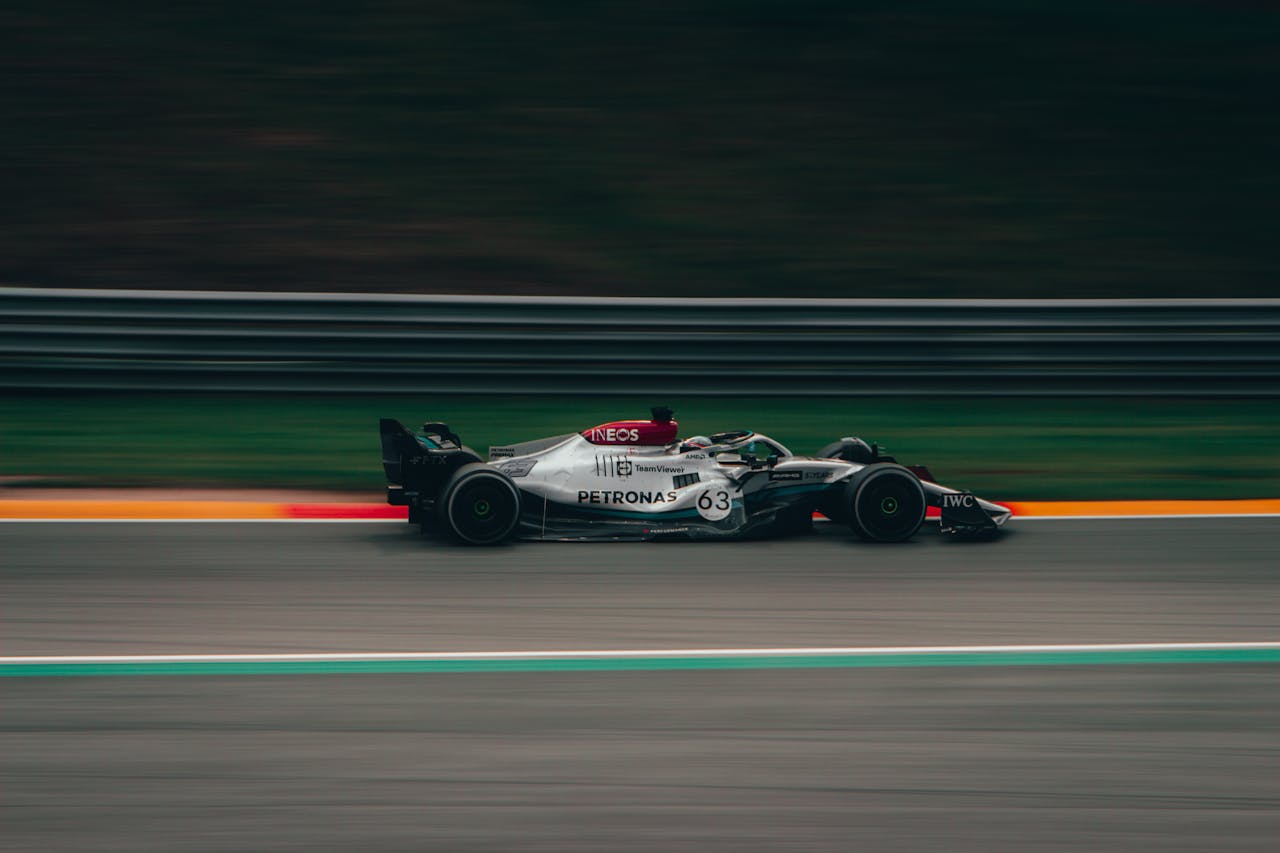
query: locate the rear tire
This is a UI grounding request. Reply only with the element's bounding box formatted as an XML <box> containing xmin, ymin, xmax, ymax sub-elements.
<box><xmin>845</xmin><ymin>464</ymin><xmax>926</xmax><ymax>543</ymax></box>
<box><xmin>436</xmin><ymin>463</ymin><xmax>521</xmax><ymax>545</ymax></box>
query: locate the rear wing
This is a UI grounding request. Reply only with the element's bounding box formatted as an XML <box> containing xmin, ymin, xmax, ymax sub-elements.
<box><xmin>378</xmin><ymin>418</ymin><xmax>480</xmax><ymax>507</ymax></box>
<box><xmin>378</xmin><ymin>420</ymin><xmax>416</xmax><ymax>489</ymax></box>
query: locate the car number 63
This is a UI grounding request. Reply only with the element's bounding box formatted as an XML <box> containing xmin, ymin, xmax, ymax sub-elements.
<box><xmin>695</xmin><ymin>487</ymin><xmax>733</xmax><ymax>521</ymax></box>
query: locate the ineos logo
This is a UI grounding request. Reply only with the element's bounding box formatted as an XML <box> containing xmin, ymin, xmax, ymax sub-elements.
<box><xmin>589</xmin><ymin>427</ymin><xmax>641</xmax><ymax>443</ymax></box>
<box><xmin>942</xmin><ymin>493</ymin><xmax>975</xmax><ymax>508</ymax></box>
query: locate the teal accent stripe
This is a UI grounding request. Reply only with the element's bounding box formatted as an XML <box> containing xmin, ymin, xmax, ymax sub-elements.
<box><xmin>575</xmin><ymin>506</ymin><xmax>704</xmax><ymax>520</ymax></box>
<box><xmin>573</xmin><ymin>499</ymin><xmax>743</xmax><ymax>521</ymax></box>
<box><xmin>760</xmin><ymin>483</ymin><xmax>829</xmax><ymax>498</ymax></box>
<box><xmin>3</xmin><ymin>647</ymin><xmax>1277</xmax><ymax>677</ymax></box>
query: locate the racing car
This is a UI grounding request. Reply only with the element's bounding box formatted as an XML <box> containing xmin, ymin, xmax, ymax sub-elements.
<box><xmin>379</xmin><ymin>407</ymin><xmax>1010</xmax><ymax>544</ymax></box>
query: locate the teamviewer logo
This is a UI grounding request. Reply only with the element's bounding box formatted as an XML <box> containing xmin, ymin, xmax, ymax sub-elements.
<box><xmin>594</xmin><ymin>455</ymin><xmax>634</xmax><ymax>478</ymax></box>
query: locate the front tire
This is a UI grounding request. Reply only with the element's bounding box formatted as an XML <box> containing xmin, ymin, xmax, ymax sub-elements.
<box><xmin>436</xmin><ymin>463</ymin><xmax>521</xmax><ymax>545</ymax></box>
<box><xmin>845</xmin><ymin>464</ymin><xmax>926</xmax><ymax>543</ymax></box>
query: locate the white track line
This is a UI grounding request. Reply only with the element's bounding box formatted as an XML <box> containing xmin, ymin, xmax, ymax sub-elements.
<box><xmin>4</xmin><ymin>642</ymin><xmax>1277</xmax><ymax>665</ymax></box>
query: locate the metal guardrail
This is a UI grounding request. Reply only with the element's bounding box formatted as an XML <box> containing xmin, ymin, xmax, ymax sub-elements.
<box><xmin>2</xmin><ymin>288</ymin><xmax>1279</xmax><ymax>395</ymax></box>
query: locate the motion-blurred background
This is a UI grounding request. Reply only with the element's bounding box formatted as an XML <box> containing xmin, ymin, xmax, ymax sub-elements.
<box><xmin>3</xmin><ymin>0</ymin><xmax>1278</xmax><ymax>496</ymax></box>
<box><xmin>6</xmin><ymin>0</ymin><xmax>1279</xmax><ymax>296</ymax></box>
<box><xmin>4</xmin><ymin>7</ymin><xmax>1280</xmax><ymax>853</ymax></box>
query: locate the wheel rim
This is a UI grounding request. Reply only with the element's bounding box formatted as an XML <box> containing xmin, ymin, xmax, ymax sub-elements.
<box><xmin>856</xmin><ymin>471</ymin><xmax>925</xmax><ymax>541</ymax></box>
<box><xmin>449</xmin><ymin>475</ymin><xmax>519</xmax><ymax>543</ymax></box>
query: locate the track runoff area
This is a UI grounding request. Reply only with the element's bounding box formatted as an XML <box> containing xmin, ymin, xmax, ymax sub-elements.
<box><xmin>2</xmin><ymin>495</ymin><xmax>1277</xmax><ymax>677</ymax></box>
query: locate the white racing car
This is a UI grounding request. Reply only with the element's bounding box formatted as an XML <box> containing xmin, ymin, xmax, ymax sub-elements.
<box><xmin>379</xmin><ymin>407</ymin><xmax>1010</xmax><ymax>544</ymax></box>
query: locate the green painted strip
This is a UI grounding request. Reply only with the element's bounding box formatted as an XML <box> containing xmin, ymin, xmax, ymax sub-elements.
<box><xmin>3</xmin><ymin>647</ymin><xmax>1277</xmax><ymax>677</ymax></box>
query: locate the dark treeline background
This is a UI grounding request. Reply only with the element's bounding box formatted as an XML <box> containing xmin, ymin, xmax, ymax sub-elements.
<box><xmin>4</xmin><ymin>1</ymin><xmax>1277</xmax><ymax>296</ymax></box>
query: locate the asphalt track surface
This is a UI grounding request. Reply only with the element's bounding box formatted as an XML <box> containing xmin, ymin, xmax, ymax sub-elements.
<box><xmin>4</xmin><ymin>519</ymin><xmax>1278</xmax><ymax>851</ymax></box>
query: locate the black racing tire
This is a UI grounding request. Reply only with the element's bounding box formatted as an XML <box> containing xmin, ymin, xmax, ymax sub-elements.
<box><xmin>436</xmin><ymin>463</ymin><xmax>521</xmax><ymax>545</ymax></box>
<box><xmin>845</xmin><ymin>464</ymin><xmax>926</xmax><ymax>543</ymax></box>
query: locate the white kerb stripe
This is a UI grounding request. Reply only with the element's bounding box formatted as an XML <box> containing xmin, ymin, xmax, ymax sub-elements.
<box><xmin>3</xmin><ymin>642</ymin><xmax>1278</xmax><ymax>665</ymax></box>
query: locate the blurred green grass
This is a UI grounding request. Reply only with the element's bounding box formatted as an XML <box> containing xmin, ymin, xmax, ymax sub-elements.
<box><xmin>4</xmin><ymin>0</ymin><xmax>1278</xmax><ymax>296</ymax></box>
<box><xmin>2</xmin><ymin>394</ymin><xmax>1277</xmax><ymax>500</ymax></box>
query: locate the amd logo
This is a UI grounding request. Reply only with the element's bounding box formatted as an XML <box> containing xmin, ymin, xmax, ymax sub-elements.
<box><xmin>588</xmin><ymin>427</ymin><xmax>641</xmax><ymax>443</ymax></box>
<box><xmin>941</xmin><ymin>493</ymin><xmax>976</xmax><ymax>509</ymax></box>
